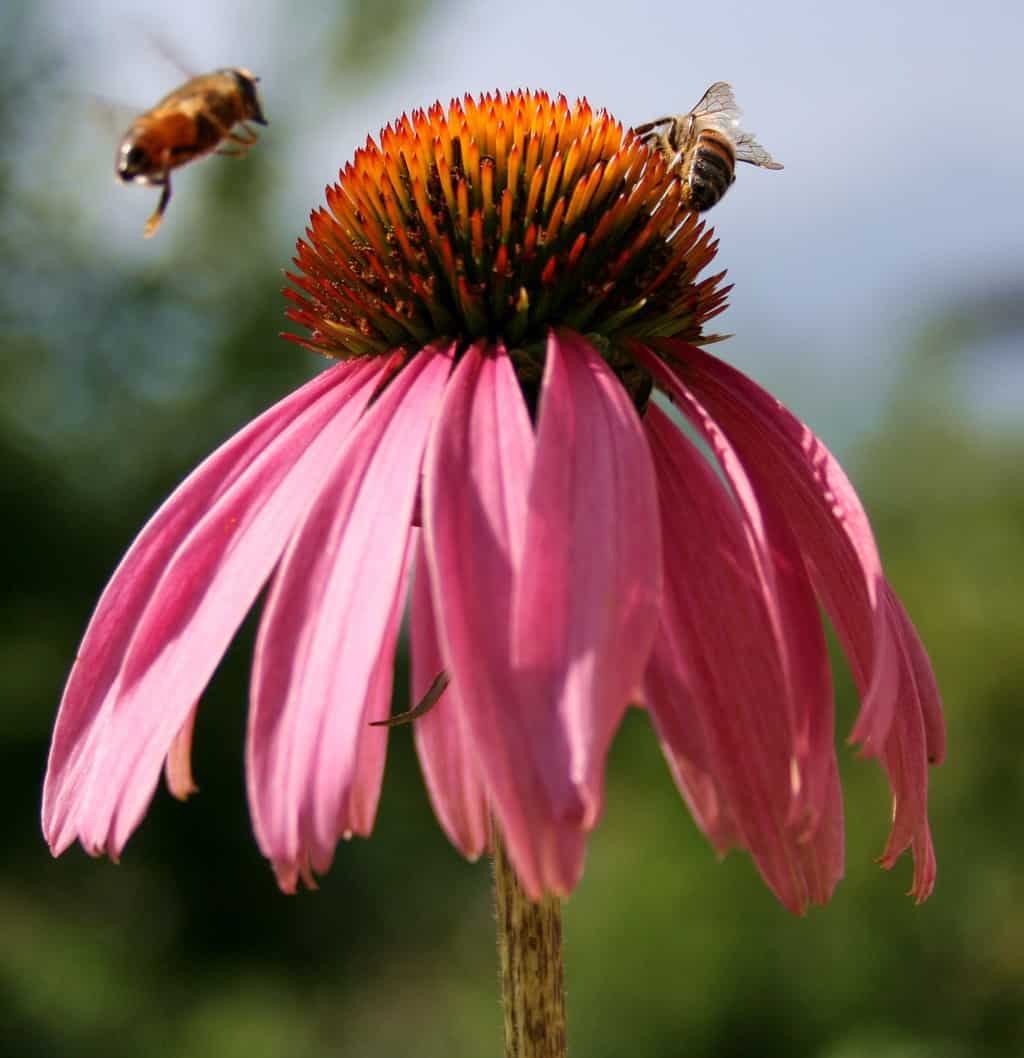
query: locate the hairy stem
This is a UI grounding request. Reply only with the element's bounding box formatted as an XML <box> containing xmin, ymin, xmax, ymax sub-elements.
<box><xmin>492</xmin><ymin>823</ymin><xmax>567</xmax><ymax>1058</ymax></box>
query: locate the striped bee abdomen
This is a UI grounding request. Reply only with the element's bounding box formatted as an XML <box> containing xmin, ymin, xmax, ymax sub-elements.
<box><xmin>685</xmin><ymin>129</ymin><xmax>736</xmax><ymax>212</ymax></box>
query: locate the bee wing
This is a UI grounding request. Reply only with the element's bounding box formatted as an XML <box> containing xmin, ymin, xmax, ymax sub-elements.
<box><xmin>636</xmin><ymin>83</ymin><xmax>742</xmax><ymax>140</ymax></box>
<box><xmin>88</xmin><ymin>95</ymin><xmax>143</xmax><ymax>143</ymax></box>
<box><xmin>147</xmin><ymin>33</ymin><xmax>199</xmax><ymax>80</ymax></box>
<box><xmin>690</xmin><ymin>81</ymin><xmax>742</xmax><ymax>122</ymax></box>
<box><xmin>117</xmin><ymin>16</ymin><xmax>200</xmax><ymax>79</ymax></box>
<box><xmin>733</xmin><ymin>130</ymin><xmax>784</xmax><ymax>170</ymax></box>
<box><xmin>693</xmin><ymin>82</ymin><xmax>784</xmax><ymax>169</ymax></box>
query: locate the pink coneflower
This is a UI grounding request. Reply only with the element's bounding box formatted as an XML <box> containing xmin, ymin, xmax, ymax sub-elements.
<box><xmin>42</xmin><ymin>90</ymin><xmax>944</xmax><ymax>915</ymax></box>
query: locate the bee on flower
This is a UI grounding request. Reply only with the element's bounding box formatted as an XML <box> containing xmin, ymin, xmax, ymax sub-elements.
<box><xmin>633</xmin><ymin>81</ymin><xmax>783</xmax><ymax>211</ymax></box>
<box><xmin>43</xmin><ymin>89</ymin><xmax>943</xmax><ymax>914</ymax></box>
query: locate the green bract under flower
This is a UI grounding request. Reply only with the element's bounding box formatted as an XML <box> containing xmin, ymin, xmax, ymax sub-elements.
<box><xmin>285</xmin><ymin>90</ymin><xmax>730</xmax><ymax>369</ymax></box>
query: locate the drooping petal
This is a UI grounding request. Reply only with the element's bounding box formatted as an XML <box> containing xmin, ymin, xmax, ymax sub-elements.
<box><xmin>635</xmin><ymin>345</ymin><xmax>834</xmax><ymax>837</ymax></box>
<box><xmin>792</xmin><ymin>756</ymin><xmax>846</xmax><ymax>906</ymax></box>
<box><xmin>515</xmin><ymin>331</ymin><xmax>662</xmax><ymax>826</ymax></box>
<box><xmin>877</xmin><ymin>585</ymin><xmax>939</xmax><ymax>901</ymax></box>
<box><xmin>643</xmin><ymin>636</ymin><xmax>741</xmax><ymax>855</ymax></box>
<box><xmin>248</xmin><ymin>346</ymin><xmax>452</xmax><ymax>888</ymax></box>
<box><xmin>887</xmin><ymin>587</ymin><xmax>946</xmax><ymax>767</ymax></box>
<box><xmin>344</xmin><ymin>541</ymin><xmax>414</xmax><ymax>828</ymax></box>
<box><xmin>268</xmin><ymin>542</ymin><xmax>412</xmax><ymax>894</ymax></box>
<box><xmin>647</xmin><ymin>338</ymin><xmax>905</xmax><ymax>757</ymax></box>
<box><xmin>643</xmin><ymin>404</ymin><xmax>843</xmax><ymax>913</ymax></box>
<box><xmin>410</xmin><ymin>532</ymin><xmax>489</xmax><ymax>861</ymax></box>
<box><xmin>43</xmin><ymin>356</ymin><xmax>396</xmax><ymax>858</ymax></box>
<box><xmin>645</xmin><ymin>339</ymin><xmax>943</xmax><ymax>896</ymax></box>
<box><xmin>423</xmin><ymin>342</ymin><xmax>585</xmax><ymax>898</ymax></box>
<box><xmin>164</xmin><ymin>704</ymin><xmax>199</xmax><ymax>801</ymax></box>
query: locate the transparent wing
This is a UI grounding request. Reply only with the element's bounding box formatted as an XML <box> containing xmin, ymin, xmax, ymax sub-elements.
<box><xmin>635</xmin><ymin>83</ymin><xmax>783</xmax><ymax>169</ymax></box>
<box><xmin>734</xmin><ymin>130</ymin><xmax>784</xmax><ymax>170</ymax></box>
<box><xmin>635</xmin><ymin>83</ymin><xmax>741</xmax><ymax>140</ymax></box>
<box><xmin>690</xmin><ymin>81</ymin><xmax>742</xmax><ymax>122</ymax></box>
<box><xmin>635</xmin><ymin>83</ymin><xmax>740</xmax><ymax>139</ymax></box>
<box><xmin>88</xmin><ymin>95</ymin><xmax>142</xmax><ymax>145</ymax></box>
<box><xmin>693</xmin><ymin>82</ymin><xmax>784</xmax><ymax>169</ymax></box>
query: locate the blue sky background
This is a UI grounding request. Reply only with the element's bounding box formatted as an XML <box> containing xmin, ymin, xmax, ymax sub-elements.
<box><xmin>46</xmin><ymin>0</ymin><xmax>1024</xmax><ymax>442</ymax></box>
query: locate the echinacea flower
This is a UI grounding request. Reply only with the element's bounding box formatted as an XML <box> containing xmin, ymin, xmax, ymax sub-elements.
<box><xmin>42</xmin><ymin>90</ymin><xmax>944</xmax><ymax>914</ymax></box>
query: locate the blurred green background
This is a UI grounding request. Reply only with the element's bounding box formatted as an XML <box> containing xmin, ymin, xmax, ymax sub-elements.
<box><xmin>3</xmin><ymin>1</ymin><xmax>1023</xmax><ymax>1055</ymax></box>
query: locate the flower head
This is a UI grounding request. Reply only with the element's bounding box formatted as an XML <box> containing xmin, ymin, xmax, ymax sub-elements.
<box><xmin>285</xmin><ymin>91</ymin><xmax>725</xmax><ymax>357</ymax></box>
<box><xmin>42</xmin><ymin>90</ymin><xmax>944</xmax><ymax>913</ymax></box>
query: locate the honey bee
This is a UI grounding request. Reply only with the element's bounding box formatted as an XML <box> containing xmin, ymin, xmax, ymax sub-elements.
<box><xmin>115</xmin><ymin>67</ymin><xmax>267</xmax><ymax>237</ymax></box>
<box><xmin>634</xmin><ymin>81</ymin><xmax>782</xmax><ymax>211</ymax></box>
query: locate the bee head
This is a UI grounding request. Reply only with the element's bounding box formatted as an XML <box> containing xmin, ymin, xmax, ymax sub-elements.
<box><xmin>230</xmin><ymin>68</ymin><xmax>268</xmax><ymax>126</ymax></box>
<box><xmin>116</xmin><ymin>137</ymin><xmax>152</xmax><ymax>183</ymax></box>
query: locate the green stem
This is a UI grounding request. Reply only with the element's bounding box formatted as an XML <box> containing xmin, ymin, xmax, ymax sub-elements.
<box><xmin>492</xmin><ymin>822</ymin><xmax>567</xmax><ymax>1058</ymax></box>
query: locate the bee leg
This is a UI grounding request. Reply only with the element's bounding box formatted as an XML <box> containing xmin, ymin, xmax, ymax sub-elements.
<box><xmin>228</xmin><ymin>127</ymin><xmax>259</xmax><ymax>146</ymax></box>
<box><xmin>654</xmin><ymin>132</ymin><xmax>678</xmax><ymax>167</ymax></box>
<box><xmin>216</xmin><ymin>145</ymin><xmax>248</xmax><ymax>158</ymax></box>
<box><xmin>219</xmin><ymin>121</ymin><xmax>260</xmax><ymax>146</ymax></box>
<box><xmin>632</xmin><ymin>116</ymin><xmax>674</xmax><ymax>136</ymax></box>
<box><xmin>207</xmin><ymin>112</ymin><xmax>259</xmax><ymax>148</ymax></box>
<box><xmin>143</xmin><ymin>173</ymin><xmax>172</xmax><ymax>239</ymax></box>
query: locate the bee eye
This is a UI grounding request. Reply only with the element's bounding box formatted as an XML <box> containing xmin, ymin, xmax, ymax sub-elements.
<box><xmin>117</xmin><ymin>143</ymin><xmax>149</xmax><ymax>180</ymax></box>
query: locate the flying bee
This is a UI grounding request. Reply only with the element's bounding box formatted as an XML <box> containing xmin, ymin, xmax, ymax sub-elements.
<box><xmin>115</xmin><ymin>67</ymin><xmax>267</xmax><ymax>237</ymax></box>
<box><xmin>633</xmin><ymin>81</ymin><xmax>782</xmax><ymax>212</ymax></box>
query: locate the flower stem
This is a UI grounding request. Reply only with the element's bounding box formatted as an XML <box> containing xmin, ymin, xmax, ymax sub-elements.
<box><xmin>492</xmin><ymin>823</ymin><xmax>567</xmax><ymax>1058</ymax></box>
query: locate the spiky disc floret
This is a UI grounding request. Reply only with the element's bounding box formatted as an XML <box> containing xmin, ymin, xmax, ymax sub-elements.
<box><xmin>285</xmin><ymin>90</ymin><xmax>730</xmax><ymax>360</ymax></box>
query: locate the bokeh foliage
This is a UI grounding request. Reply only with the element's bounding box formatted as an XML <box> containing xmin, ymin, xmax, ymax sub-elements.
<box><xmin>2</xmin><ymin>3</ymin><xmax>1022</xmax><ymax>1055</ymax></box>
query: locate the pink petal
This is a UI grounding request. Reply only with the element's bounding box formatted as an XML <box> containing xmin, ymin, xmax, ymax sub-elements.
<box><xmin>423</xmin><ymin>342</ymin><xmax>585</xmax><ymax>898</ymax></box>
<box><xmin>644</xmin><ymin>339</ymin><xmax>944</xmax><ymax>897</ymax></box>
<box><xmin>877</xmin><ymin>585</ymin><xmax>939</xmax><ymax>901</ymax></box>
<box><xmin>410</xmin><ymin>532</ymin><xmax>489</xmax><ymax>861</ymax></box>
<box><xmin>635</xmin><ymin>345</ymin><xmax>834</xmax><ymax>838</ymax></box>
<box><xmin>43</xmin><ymin>356</ymin><xmax>395</xmax><ymax>858</ymax></box>
<box><xmin>248</xmin><ymin>346</ymin><xmax>453</xmax><ymax>888</ymax></box>
<box><xmin>164</xmin><ymin>704</ymin><xmax>200</xmax><ymax>801</ymax></box>
<box><xmin>643</xmin><ymin>403</ymin><xmax>843</xmax><ymax>913</ymax></box>
<box><xmin>515</xmin><ymin>331</ymin><xmax>662</xmax><ymax>825</ymax></box>
<box><xmin>269</xmin><ymin>544</ymin><xmax>412</xmax><ymax>894</ymax></box>
<box><xmin>647</xmin><ymin>338</ymin><xmax>904</xmax><ymax>757</ymax></box>
<box><xmin>424</xmin><ymin>334</ymin><xmax>661</xmax><ymax>896</ymax></box>
<box><xmin>345</xmin><ymin>541</ymin><xmax>414</xmax><ymax>830</ymax></box>
<box><xmin>887</xmin><ymin>587</ymin><xmax>946</xmax><ymax>767</ymax></box>
<box><xmin>792</xmin><ymin>756</ymin><xmax>846</xmax><ymax>906</ymax></box>
<box><xmin>643</xmin><ymin>646</ymin><xmax>741</xmax><ymax>854</ymax></box>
